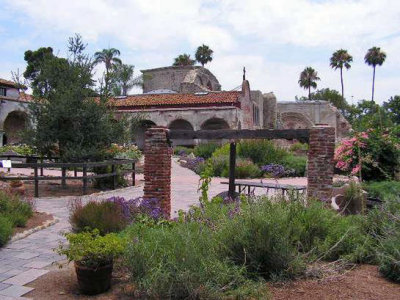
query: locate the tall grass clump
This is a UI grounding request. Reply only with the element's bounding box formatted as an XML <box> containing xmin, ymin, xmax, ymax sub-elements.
<box><xmin>0</xmin><ymin>190</ymin><xmax>33</xmax><ymax>247</ymax></box>
<box><xmin>124</xmin><ymin>221</ymin><xmax>267</xmax><ymax>299</ymax></box>
<box><xmin>364</xmin><ymin>181</ymin><xmax>400</xmax><ymax>200</ymax></box>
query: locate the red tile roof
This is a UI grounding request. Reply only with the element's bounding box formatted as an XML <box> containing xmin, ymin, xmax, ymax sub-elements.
<box><xmin>108</xmin><ymin>91</ymin><xmax>241</xmax><ymax>109</ymax></box>
<box><xmin>0</xmin><ymin>78</ymin><xmax>17</xmax><ymax>87</ymax></box>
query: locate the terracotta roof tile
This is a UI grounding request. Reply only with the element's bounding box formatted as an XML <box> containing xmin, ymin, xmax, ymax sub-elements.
<box><xmin>108</xmin><ymin>91</ymin><xmax>241</xmax><ymax>108</ymax></box>
<box><xmin>0</xmin><ymin>78</ymin><xmax>17</xmax><ymax>87</ymax></box>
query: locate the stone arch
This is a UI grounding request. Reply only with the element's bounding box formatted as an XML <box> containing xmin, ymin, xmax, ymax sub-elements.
<box><xmin>3</xmin><ymin>110</ymin><xmax>28</xmax><ymax>145</ymax></box>
<box><xmin>200</xmin><ymin>118</ymin><xmax>230</xmax><ymax>130</ymax></box>
<box><xmin>134</xmin><ymin>120</ymin><xmax>157</xmax><ymax>150</ymax></box>
<box><xmin>168</xmin><ymin>119</ymin><xmax>195</xmax><ymax>146</ymax></box>
<box><xmin>280</xmin><ymin>112</ymin><xmax>313</xmax><ymax>130</ymax></box>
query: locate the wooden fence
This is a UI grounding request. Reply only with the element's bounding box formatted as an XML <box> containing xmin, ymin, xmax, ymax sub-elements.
<box><xmin>0</xmin><ymin>154</ymin><xmax>136</xmax><ymax>197</ymax></box>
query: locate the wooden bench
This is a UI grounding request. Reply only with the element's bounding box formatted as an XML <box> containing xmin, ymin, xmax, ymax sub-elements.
<box><xmin>221</xmin><ymin>180</ymin><xmax>307</xmax><ymax>197</ymax></box>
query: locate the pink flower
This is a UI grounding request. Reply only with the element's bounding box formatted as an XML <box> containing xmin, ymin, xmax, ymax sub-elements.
<box><xmin>351</xmin><ymin>164</ymin><xmax>361</xmax><ymax>175</ymax></box>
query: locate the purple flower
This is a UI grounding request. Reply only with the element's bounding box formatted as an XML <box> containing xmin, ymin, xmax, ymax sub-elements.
<box><xmin>261</xmin><ymin>164</ymin><xmax>286</xmax><ymax>178</ymax></box>
<box><xmin>106</xmin><ymin>196</ymin><xmax>165</xmax><ymax>221</ymax></box>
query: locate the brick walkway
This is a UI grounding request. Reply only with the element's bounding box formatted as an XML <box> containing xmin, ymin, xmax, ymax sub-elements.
<box><xmin>0</xmin><ymin>159</ymin><xmax>306</xmax><ymax>298</ymax></box>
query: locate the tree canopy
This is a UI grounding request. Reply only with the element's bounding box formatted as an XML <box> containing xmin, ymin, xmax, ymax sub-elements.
<box><xmin>195</xmin><ymin>44</ymin><xmax>213</xmax><ymax>67</ymax></box>
<box><xmin>330</xmin><ymin>49</ymin><xmax>352</xmax><ymax>100</ymax></box>
<box><xmin>298</xmin><ymin>67</ymin><xmax>320</xmax><ymax>100</ymax></box>
<box><xmin>365</xmin><ymin>46</ymin><xmax>386</xmax><ymax>101</ymax></box>
<box><xmin>173</xmin><ymin>54</ymin><xmax>195</xmax><ymax>66</ymax></box>
<box><xmin>24</xmin><ymin>35</ymin><xmax>127</xmax><ymax>161</ymax></box>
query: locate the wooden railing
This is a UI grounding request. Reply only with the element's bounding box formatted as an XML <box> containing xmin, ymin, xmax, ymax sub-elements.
<box><xmin>0</xmin><ymin>155</ymin><xmax>136</xmax><ymax>197</ymax></box>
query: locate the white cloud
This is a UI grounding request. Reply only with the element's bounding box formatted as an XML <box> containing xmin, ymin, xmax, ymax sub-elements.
<box><xmin>2</xmin><ymin>0</ymin><xmax>400</xmax><ymax>102</ymax></box>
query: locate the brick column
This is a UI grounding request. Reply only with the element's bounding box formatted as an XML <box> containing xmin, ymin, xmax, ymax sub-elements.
<box><xmin>144</xmin><ymin>127</ymin><xmax>172</xmax><ymax>219</ymax></box>
<box><xmin>307</xmin><ymin>126</ymin><xmax>335</xmax><ymax>203</ymax></box>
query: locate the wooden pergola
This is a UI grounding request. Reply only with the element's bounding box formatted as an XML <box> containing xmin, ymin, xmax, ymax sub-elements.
<box><xmin>168</xmin><ymin>129</ymin><xmax>310</xmax><ymax>198</ymax></box>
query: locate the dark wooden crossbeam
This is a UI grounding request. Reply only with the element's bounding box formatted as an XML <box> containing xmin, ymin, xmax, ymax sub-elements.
<box><xmin>168</xmin><ymin>129</ymin><xmax>310</xmax><ymax>142</ymax></box>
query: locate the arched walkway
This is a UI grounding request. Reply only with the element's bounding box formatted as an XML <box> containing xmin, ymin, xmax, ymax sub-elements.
<box><xmin>168</xmin><ymin>119</ymin><xmax>195</xmax><ymax>146</ymax></box>
<box><xmin>134</xmin><ymin>120</ymin><xmax>156</xmax><ymax>149</ymax></box>
<box><xmin>200</xmin><ymin>118</ymin><xmax>230</xmax><ymax>130</ymax></box>
<box><xmin>3</xmin><ymin>111</ymin><xmax>28</xmax><ymax>145</ymax></box>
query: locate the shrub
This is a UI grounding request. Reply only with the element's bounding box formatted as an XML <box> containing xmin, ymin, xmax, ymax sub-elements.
<box><xmin>209</xmin><ymin>154</ymin><xmax>229</xmax><ymax>177</ymax></box>
<box><xmin>0</xmin><ymin>215</ymin><xmax>13</xmax><ymax>247</ymax></box>
<box><xmin>124</xmin><ymin>222</ymin><xmax>266</xmax><ymax>299</ymax></box>
<box><xmin>0</xmin><ymin>144</ymin><xmax>36</xmax><ymax>156</ymax></box>
<box><xmin>69</xmin><ymin>199</ymin><xmax>128</xmax><ymax>235</ymax></box>
<box><xmin>289</xmin><ymin>142</ymin><xmax>309</xmax><ymax>152</ymax></box>
<box><xmin>173</xmin><ymin>146</ymin><xmax>194</xmax><ymax>156</ymax></box>
<box><xmin>193</xmin><ymin>142</ymin><xmax>219</xmax><ymax>159</ymax></box>
<box><xmin>378</xmin><ymin>232</ymin><xmax>400</xmax><ymax>282</ymax></box>
<box><xmin>363</xmin><ymin>181</ymin><xmax>400</xmax><ymax>200</ymax></box>
<box><xmin>181</xmin><ymin>156</ymin><xmax>206</xmax><ymax>174</ymax></box>
<box><xmin>93</xmin><ymin>166</ymin><xmax>127</xmax><ymax>189</ymax></box>
<box><xmin>281</xmin><ymin>155</ymin><xmax>307</xmax><ymax>176</ymax></box>
<box><xmin>221</xmin><ymin>158</ymin><xmax>261</xmax><ymax>178</ymax></box>
<box><xmin>238</xmin><ymin>139</ymin><xmax>288</xmax><ymax>166</ymax></box>
<box><xmin>0</xmin><ymin>191</ymin><xmax>33</xmax><ymax>227</ymax></box>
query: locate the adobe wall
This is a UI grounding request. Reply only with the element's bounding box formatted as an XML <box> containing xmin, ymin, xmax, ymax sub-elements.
<box><xmin>142</xmin><ymin>66</ymin><xmax>221</xmax><ymax>93</ymax></box>
<box><xmin>0</xmin><ymin>99</ymin><xmax>30</xmax><ymax>146</ymax></box>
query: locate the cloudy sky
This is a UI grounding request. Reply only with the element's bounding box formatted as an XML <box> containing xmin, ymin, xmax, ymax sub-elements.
<box><xmin>1</xmin><ymin>0</ymin><xmax>399</xmax><ymax>103</ymax></box>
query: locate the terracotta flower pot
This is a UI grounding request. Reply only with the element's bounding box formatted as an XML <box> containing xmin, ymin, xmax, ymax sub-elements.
<box><xmin>74</xmin><ymin>261</ymin><xmax>113</xmax><ymax>295</ymax></box>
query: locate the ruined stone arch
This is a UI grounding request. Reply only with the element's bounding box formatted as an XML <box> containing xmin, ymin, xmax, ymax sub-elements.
<box><xmin>200</xmin><ymin>117</ymin><xmax>230</xmax><ymax>130</ymax></box>
<box><xmin>3</xmin><ymin>110</ymin><xmax>28</xmax><ymax>145</ymax></box>
<box><xmin>134</xmin><ymin>120</ymin><xmax>157</xmax><ymax>149</ymax></box>
<box><xmin>280</xmin><ymin>112</ymin><xmax>313</xmax><ymax>130</ymax></box>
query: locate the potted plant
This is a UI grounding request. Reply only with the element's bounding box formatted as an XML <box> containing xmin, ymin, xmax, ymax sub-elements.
<box><xmin>56</xmin><ymin>229</ymin><xmax>125</xmax><ymax>295</ymax></box>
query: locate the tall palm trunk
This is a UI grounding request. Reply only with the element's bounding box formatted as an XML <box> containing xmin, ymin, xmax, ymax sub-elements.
<box><xmin>372</xmin><ymin>65</ymin><xmax>376</xmax><ymax>102</ymax></box>
<box><xmin>340</xmin><ymin>67</ymin><xmax>344</xmax><ymax>100</ymax></box>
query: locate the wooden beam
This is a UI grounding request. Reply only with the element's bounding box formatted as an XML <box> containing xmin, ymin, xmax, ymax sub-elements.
<box><xmin>168</xmin><ymin>129</ymin><xmax>310</xmax><ymax>141</ymax></box>
<box><xmin>228</xmin><ymin>142</ymin><xmax>236</xmax><ymax>199</ymax></box>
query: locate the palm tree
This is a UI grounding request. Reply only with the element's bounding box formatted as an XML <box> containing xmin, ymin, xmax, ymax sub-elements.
<box><xmin>195</xmin><ymin>44</ymin><xmax>213</xmax><ymax>67</ymax></box>
<box><xmin>173</xmin><ymin>54</ymin><xmax>195</xmax><ymax>66</ymax></box>
<box><xmin>365</xmin><ymin>47</ymin><xmax>386</xmax><ymax>101</ymax></box>
<box><xmin>298</xmin><ymin>67</ymin><xmax>320</xmax><ymax>100</ymax></box>
<box><xmin>93</xmin><ymin>48</ymin><xmax>122</xmax><ymax>93</ymax></box>
<box><xmin>330</xmin><ymin>49</ymin><xmax>353</xmax><ymax>101</ymax></box>
<box><xmin>112</xmin><ymin>64</ymin><xmax>142</xmax><ymax>96</ymax></box>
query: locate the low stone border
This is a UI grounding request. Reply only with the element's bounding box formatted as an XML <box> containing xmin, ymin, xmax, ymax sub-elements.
<box><xmin>11</xmin><ymin>216</ymin><xmax>60</xmax><ymax>243</ymax></box>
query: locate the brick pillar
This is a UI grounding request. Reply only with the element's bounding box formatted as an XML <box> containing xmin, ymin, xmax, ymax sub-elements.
<box><xmin>307</xmin><ymin>126</ymin><xmax>335</xmax><ymax>203</ymax></box>
<box><xmin>144</xmin><ymin>127</ymin><xmax>172</xmax><ymax>219</ymax></box>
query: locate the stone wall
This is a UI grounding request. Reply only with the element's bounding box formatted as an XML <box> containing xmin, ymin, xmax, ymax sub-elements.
<box><xmin>277</xmin><ymin>101</ymin><xmax>350</xmax><ymax>139</ymax></box>
<box><xmin>262</xmin><ymin>92</ymin><xmax>277</xmax><ymax>129</ymax></box>
<box><xmin>307</xmin><ymin>126</ymin><xmax>335</xmax><ymax>202</ymax></box>
<box><xmin>142</xmin><ymin>66</ymin><xmax>221</xmax><ymax>93</ymax></box>
<box><xmin>0</xmin><ymin>99</ymin><xmax>30</xmax><ymax>146</ymax></box>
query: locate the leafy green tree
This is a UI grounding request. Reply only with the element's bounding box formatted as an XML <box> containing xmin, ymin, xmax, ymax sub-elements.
<box><xmin>173</xmin><ymin>54</ymin><xmax>195</xmax><ymax>66</ymax></box>
<box><xmin>330</xmin><ymin>49</ymin><xmax>353</xmax><ymax>100</ymax></box>
<box><xmin>93</xmin><ymin>48</ymin><xmax>122</xmax><ymax>96</ymax></box>
<box><xmin>111</xmin><ymin>64</ymin><xmax>142</xmax><ymax>96</ymax></box>
<box><xmin>195</xmin><ymin>44</ymin><xmax>213</xmax><ymax>67</ymax></box>
<box><xmin>298</xmin><ymin>67</ymin><xmax>320</xmax><ymax>100</ymax></box>
<box><xmin>24</xmin><ymin>35</ymin><xmax>127</xmax><ymax>161</ymax></box>
<box><xmin>365</xmin><ymin>47</ymin><xmax>386</xmax><ymax>101</ymax></box>
<box><xmin>303</xmin><ymin>88</ymin><xmax>349</xmax><ymax>114</ymax></box>
<box><xmin>347</xmin><ymin>100</ymin><xmax>392</xmax><ymax>131</ymax></box>
<box><xmin>383</xmin><ymin>96</ymin><xmax>400</xmax><ymax>125</ymax></box>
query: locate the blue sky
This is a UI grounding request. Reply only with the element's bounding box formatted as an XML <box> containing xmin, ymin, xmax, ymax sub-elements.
<box><xmin>1</xmin><ymin>0</ymin><xmax>399</xmax><ymax>104</ymax></box>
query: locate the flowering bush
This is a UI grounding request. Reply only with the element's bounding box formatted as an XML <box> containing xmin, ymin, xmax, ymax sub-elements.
<box><xmin>335</xmin><ymin>129</ymin><xmax>400</xmax><ymax>181</ymax></box>
<box><xmin>106</xmin><ymin>196</ymin><xmax>165</xmax><ymax>220</ymax></box>
<box><xmin>106</xmin><ymin>143</ymin><xmax>141</xmax><ymax>160</ymax></box>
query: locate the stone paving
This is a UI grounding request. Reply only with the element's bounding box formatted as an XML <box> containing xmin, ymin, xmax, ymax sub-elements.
<box><xmin>0</xmin><ymin>158</ymin><xmax>306</xmax><ymax>299</ymax></box>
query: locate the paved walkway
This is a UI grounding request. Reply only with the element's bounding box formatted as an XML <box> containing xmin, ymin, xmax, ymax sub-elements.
<box><xmin>0</xmin><ymin>159</ymin><xmax>306</xmax><ymax>299</ymax></box>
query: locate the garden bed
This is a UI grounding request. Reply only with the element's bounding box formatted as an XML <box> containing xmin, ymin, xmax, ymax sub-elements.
<box><xmin>13</xmin><ymin>211</ymin><xmax>54</xmax><ymax>236</ymax></box>
<box><xmin>25</xmin><ymin>264</ymin><xmax>400</xmax><ymax>299</ymax></box>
